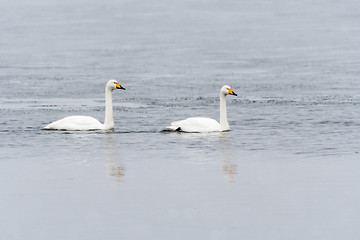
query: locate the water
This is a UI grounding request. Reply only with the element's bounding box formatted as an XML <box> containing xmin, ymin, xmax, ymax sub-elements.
<box><xmin>1</xmin><ymin>0</ymin><xmax>360</xmax><ymax>239</ymax></box>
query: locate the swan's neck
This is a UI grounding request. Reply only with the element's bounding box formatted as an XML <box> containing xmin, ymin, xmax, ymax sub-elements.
<box><xmin>220</xmin><ymin>93</ymin><xmax>230</xmax><ymax>131</ymax></box>
<box><xmin>104</xmin><ymin>88</ymin><xmax>114</xmax><ymax>130</ymax></box>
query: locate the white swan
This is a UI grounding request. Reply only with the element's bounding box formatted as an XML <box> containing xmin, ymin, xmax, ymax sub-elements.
<box><xmin>43</xmin><ymin>80</ymin><xmax>126</xmax><ymax>131</ymax></box>
<box><xmin>165</xmin><ymin>85</ymin><xmax>237</xmax><ymax>133</ymax></box>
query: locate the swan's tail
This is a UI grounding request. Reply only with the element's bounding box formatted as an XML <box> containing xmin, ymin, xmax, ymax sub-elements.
<box><xmin>163</xmin><ymin>120</ymin><xmax>183</xmax><ymax>131</ymax></box>
<box><xmin>164</xmin><ymin>125</ymin><xmax>181</xmax><ymax>131</ymax></box>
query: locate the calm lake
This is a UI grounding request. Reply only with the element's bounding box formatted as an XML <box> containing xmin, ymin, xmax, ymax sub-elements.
<box><xmin>1</xmin><ymin>0</ymin><xmax>360</xmax><ymax>239</ymax></box>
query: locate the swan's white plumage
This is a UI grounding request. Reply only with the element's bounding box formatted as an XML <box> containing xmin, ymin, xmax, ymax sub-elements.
<box><xmin>167</xmin><ymin>117</ymin><xmax>221</xmax><ymax>133</ymax></box>
<box><xmin>165</xmin><ymin>85</ymin><xmax>237</xmax><ymax>133</ymax></box>
<box><xmin>43</xmin><ymin>80</ymin><xmax>125</xmax><ymax>131</ymax></box>
<box><xmin>44</xmin><ymin>116</ymin><xmax>104</xmax><ymax>131</ymax></box>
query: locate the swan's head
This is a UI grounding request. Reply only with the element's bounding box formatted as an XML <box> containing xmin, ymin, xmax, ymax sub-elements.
<box><xmin>221</xmin><ymin>85</ymin><xmax>237</xmax><ymax>96</ymax></box>
<box><xmin>107</xmin><ymin>79</ymin><xmax>126</xmax><ymax>91</ymax></box>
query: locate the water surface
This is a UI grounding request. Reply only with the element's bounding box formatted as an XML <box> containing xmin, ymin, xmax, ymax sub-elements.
<box><xmin>1</xmin><ymin>0</ymin><xmax>360</xmax><ymax>239</ymax></box>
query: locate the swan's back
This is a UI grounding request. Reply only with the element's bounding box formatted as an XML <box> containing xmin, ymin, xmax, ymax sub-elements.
<box><xmin>167</xmin><ymin>117</ymin><xmax>221</xmax><ymax>133</ymax></box>
<box><xmin>43</xmin><ymin>116</ymin><xmax>104</xmax><ymax>131</ymax></box>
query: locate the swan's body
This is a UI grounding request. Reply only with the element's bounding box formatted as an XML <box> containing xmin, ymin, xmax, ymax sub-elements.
<box><xmin>167</xmin><ymin>117</ymin><xmax>221</xmax><ymax>132</ymax></box>
<box><xmin>44</xmin><ymin>116</ymin><xmax>104</xmax><ymax>131</ymax></box>
<box><xmin>166</xmin><ymin>85</ymin><xmax>237</xmax><ymax>133</ymax></box>
<box><xmin>43</xmin><ymin>80</ymin><xmax>125</xmax><ymax>131</ymax></box>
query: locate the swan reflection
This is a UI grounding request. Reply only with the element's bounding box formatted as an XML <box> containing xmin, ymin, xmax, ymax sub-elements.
<box><xmin>167</xmin><ymin>131</ymin><xmax>237</xmax><ymax>182</ymax></box>
<box><xmin>105</xmin><ymin>161</ymin><xmax>124</xmax><ymax>182</ymax></box>
<box><xmin>104</xmin><ymin>133</ymin><xmax>125</xmax><ymax>182</ymax></box>
<box><xmin>219</xmin><ymin>133</ymin><xmax>237</xmax><ymax>183</ymax></box>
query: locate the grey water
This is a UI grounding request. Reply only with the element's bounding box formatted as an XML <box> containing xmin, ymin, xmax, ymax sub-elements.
<box><xmin>1</xmin><ymin>0</ymin><xmax>360</xmax><ymax>239</ymax></box>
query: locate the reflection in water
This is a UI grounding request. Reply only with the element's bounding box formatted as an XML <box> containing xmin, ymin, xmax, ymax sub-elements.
<box><xmin>105</xmin><ymin>161</ymin><xmax>124</xmax><ymax>182</ymax></box>
<box><xmin>219</xmin><ymin>133</ymin><xmax>237</xmax><ymax>183</ymax></box>
<box><xmin>104</xmin><ymin>133</ymin><xmax>125</xmax><ymax>182</ymax></box>
<box><xmin>168</xmin><ymin>131</ymin><xmax>238</xmax><ymax>182</ymax></box>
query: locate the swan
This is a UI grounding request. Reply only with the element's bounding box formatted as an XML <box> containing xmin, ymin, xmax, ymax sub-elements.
<box><xmin>165</xmin><ymin>85</ymin><xmax>237</xmax><ymax>133</ymax></box>
<box><xmin>43</xmin><ymin>80</ymin><xmax>126</xmax><ymax>131</ymax></box>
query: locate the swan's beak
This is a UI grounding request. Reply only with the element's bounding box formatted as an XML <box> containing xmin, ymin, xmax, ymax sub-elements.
<box><xmin>228</xmin><ymin>89</ymin><xmax>237</xmax><ymax>96</ymax></box>
<box><xmin>116</xmin><ymin>83</ymin><xmax>126</xmax><ymax>90</ymax></box>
